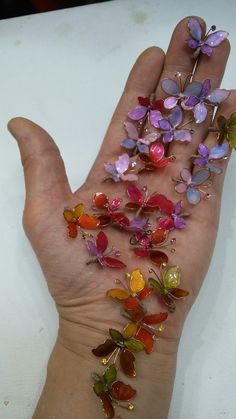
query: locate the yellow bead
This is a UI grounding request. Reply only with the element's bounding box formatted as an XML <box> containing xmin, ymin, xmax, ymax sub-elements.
<box><xmin>101</xmin><ymin>358</ymin><xmax>107</xmax><ymax>365</ymax></box>
<box><xmin>127</xmin><ymin>403</ymin><xmax>134</xmax><ymax>411</ymax></box>
<box><xmin>125</xmin><ymin>273</ymin><xmax>131</xmax><ymax>280</ymax></box>
<box><xmin>163</xmin><ymin>266</ymin><xmax>181</xmax><ymax>289</ymax></box>
<box><xmin>158</xmin><ymin>325</ymin><xmax>165</xmax><ymax>332</ymax></box>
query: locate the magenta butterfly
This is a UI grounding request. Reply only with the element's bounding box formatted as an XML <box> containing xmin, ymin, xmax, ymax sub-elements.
<box><xmin>86</xmin><ymin>231</ymin><xmax>127</xmax><ymax>269</ymax></box>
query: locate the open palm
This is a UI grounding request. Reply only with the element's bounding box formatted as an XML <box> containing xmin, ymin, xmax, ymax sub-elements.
<box><xmin>9</xmin><ymin>17</ymin><xmax>234</xmax><ymax>360</ymax></box>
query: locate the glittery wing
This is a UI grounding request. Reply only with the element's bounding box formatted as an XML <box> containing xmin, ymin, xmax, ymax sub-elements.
<box><xmin>128</xmin><ymin>105</ymin><xmax>147</xmax><ymax>120</ymax></box>
<box><xmin>206</xmin><ymin>89</ymin><xmax>230</xmax><ymax>105</ymax></box>
<box><xmin>209</xmin><ymin>142</ymin><xmax>229</xmax><ymax>159</ymax></box>
<box><xmin>205</xmin><ymin>31</ymin><xmax>229</xmax><ymax>47</ymax></box>
<box><xmin>115</xmin><ymin>153</ymin><xmax>130</xmax><ymax>174</ymax></box>
<box><xmin>124</xmin><ymin>121</ymin><xmax>139</xmax><ymax>139</ymax></box>
<box><xmin>186</xmin><ymin>186</ymin><xmax>201</xmax><ymax>205</ymax></box>
<box><xmin>191</xmin><ymin>168</ymin><xmax>210</xmax><ymax>185</ymax></box>
<box><xmin>161</xmin><ymin>79</ymin><xmax>180</xmax><ymax>95</ymax></box>
<box><xmin>188</xmin><ymin>18</ymin><xmax>202</xmax><ymax>41</ymax></box>
<box><xmin>194</xmin><ymin>102</ymin><xmax>208</xmax><ymax>123</ymax></box>
<box><xmin>169</xmin><ymin>105</ymin><xmax>183</xmax><ymax>128</ymax></box>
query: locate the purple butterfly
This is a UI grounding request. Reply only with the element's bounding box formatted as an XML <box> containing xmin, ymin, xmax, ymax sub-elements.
<box><xmin>186</xmin><ymin>18</ymin><xmax>229</xmax><ymax>58</ymax></box>
<box><xmin>184</xmin><ymin>79</ymin><xmax>230</xmax><ymax>123</ymax></box>
<box><xmin>158</xmin><ymin>106</ymin><xmax>192</xmax><ymax>143</ymax></box>
<box><xmin>121</xmin><ymin>121</ymin><xmax>160</xmax><ymax>154</ymax></box>
<box><xmin>157</xmin><ymin>200</ymin><xmax>187</xmax><ymax>230</ymax></box>
<box><xmin>161</xmin><ymin>78</ymin><xmax>202</xmax><ymax>109</ymax></box>
<box><xmin>193</xmin><ymin>142</ymin><xmax>229</xmax><ymax>174</ymax></box>
<box><xmin>128</xmin><ymin>97</ymin><xmax>163</xmax><ymax>128</ymax></box>
<box><xmin>174</xmin><ymin>168</ymin><xmax>210</xmax><ymax>205</ymax></box>
<box><xmin>104</xmin><ymin>153</ymin><xmax>138</xmax><ymax>182</ymax></box>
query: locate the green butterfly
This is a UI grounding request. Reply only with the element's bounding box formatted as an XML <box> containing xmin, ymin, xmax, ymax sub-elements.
<box><xmin>212</xmin><ymin>112</ymin><xmax>236</xmax><ymax>149</ymax></box>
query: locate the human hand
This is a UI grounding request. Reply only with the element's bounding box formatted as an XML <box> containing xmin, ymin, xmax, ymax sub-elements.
<box><xmin>8</xmin><ymin>16</ymin><xmax>234</xmax><ymax>419</ymax></box>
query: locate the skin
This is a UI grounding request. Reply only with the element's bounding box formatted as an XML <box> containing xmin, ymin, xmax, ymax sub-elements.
<box><xmin>8</xmin><ymin>16</ymin><xmax>235</xmax><ymax>419</ymax></box>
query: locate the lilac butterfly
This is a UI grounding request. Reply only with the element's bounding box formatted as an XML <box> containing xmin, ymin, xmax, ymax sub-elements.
<box><xmin>161</xmin><ymin>77</ymin><xmax>202</xmax><ymax>109</ymax></box>
<box><xmin>193</xmin><ymin>142</ymin><xmax>229</xmax><ymax>174</ymax></box>
<box><xmin>184</xmin><ymin>79</ymin><xmax>230</xmax><ymax>123</ymax></box>
<box><xmin>159</xmin><ymin>105</ymin><xmax>192</xmax><ymax>143</ymax></box>
<box><xmin>121</xmin><ymin>121</ymin><xmax>160</xmax><ymax>154</ymax></box>
<box><xmin>174</xmin><ymin>168</ymin><xmax>210</xmax><ymax>205</ymax></box>
<box><xmin>128</xmin><ymin>96</ymin><xmax>163</xmax><ymax>128</ymax></box>
<box><xmin>157</xmin><ymin>200</ymin><xmax>187</xmax><ymax>230</ymax></box>
<box><xmin>104</xmin><ymin>153</ymin><xmax>138</xmax><ymax>182</ymax></box>
<box><xmin>186</xmin><ymin>18</ymin><xmax>229</xmax><ymax>58</ymax></box>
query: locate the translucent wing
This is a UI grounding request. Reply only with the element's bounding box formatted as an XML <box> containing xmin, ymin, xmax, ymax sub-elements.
<box><xmin>130</xmin><ymin>269</ymin><xmax>145</xmax><ymax>294</ymax></box>
<box><xmin>207</xmin><ymin>163</ymin><xmax>223</xmax><ymax>174</ymax></box>
<box><xmin>164</xmin><ymin>96</ymin><xmax>178</xmax><ymax>109</ymax></box>
<box><xmin>174</xmin><ymin>129</ymin><xmax>192</xmax><ymax>142</ymax></box>
<box><xmin>96</xmin><ymin>231</ymin><xmax>108</xmax><ymax>253</ymax></box>
<box><xmin>126</xmin><ymin>184</ymin><xmax>143</xmax><ymax>203</ymax></box>
<box><xmin>186</xmin><ymin>186</ymin><xmax>201</xmax><ymax>205</ymax></box>
<box><xmin>150</xmin><ymin>110</ymin><xmax>163</xmax><ymax>128</ymax></box>
<box><xmin>143</xmin><ymin>312</ymin><xmax>168</xmax><ymax>325</ymax></box>
<box><xmin>149</xmin><ymin>142</ymin><xmax>165</xmax><ymax>162</ymax></box>
<box><xmin>201</xmin><ymin>44</ymin><xmax>212</xmax><ymax>56</ymax></box>
<box><xmin>73</xmin><ymin>203</ymin><xmax>85</xmax><ymax>218</ymax></box>
<box><xmin>135</xmin><ymin>327</ymin><xmax>154</xmax><ymax>354</ymax></box>
<box><xmin>198</xmin><ymin>143</ymin><xmax>209</xmax><ymax>158</ymax></box>
<box><xmin>106</xmin><ymin>289</ymin><xmax>130</xmax><ymax>300</ymax></box>
<box><xmin>175</xmin><ymin>182</ymin><xmax>187</xmax><ymax>193</ymax></box>
<box><xmin>128</xmin><ymin>105</ymin><xmax>147</xmax><ymax>120</ymax></box>
<box><xmin>169</xmin><ymin>105</ymin><xmax>183</xmax><ymax>128</ymax></box>
<box><xmin>124</xmin><ymin>121</ymin><xmax>139</xmax><ymax>139</ymax></box>
<box><xmin>115</xmin><ymin>153</ymin><xmax>130</xmax><ymax>174</ymax></box>
<box><xmin>78</xmin><ymin>214</ymin><xmax>100</xmax><ymax>229</ymax></box>
<box><xmin>188</xmin><ymin>18</ymin><xmax>202</xmax><ymax>41</ymax></box>
<box><xmin>110</xmin><ymin>380</ymin><xmax>136</xmax><ymax>400</ymax></box>
<box><xmin>184</xmin><ymin>81</ymin><xmax>202</xmax><ymax>97</ymax></box>
<box><xmin>93</xmin><ymin>192</ymin><xmax>109</xmax><ymax>209</ymax></box>
<box><xmin>103</xmin><ymin>257</ymin><xmax>127</xmax><ymax>268</ymax></box>
<box><xmin>161</xmin><ymin>79</ymin><xmax>180</xmax><ymax>95</ymax></box>
<box><xmin>194</xmin><ymin>102</ymin><xmax>208</xmax><ymax>123</ymax></box>
<box><xmin>174</xmin><ymin>200</ymin><xmax>182</xmax><ymax>214</ymax></box>
<box><xmin>121</xmin><ymin>138</ymin><xmax>136</xmax><ymax>150</ymax></box>
<box><xmin>209</xmin><ymin>142</ymin><xmax>229</xmax><ymax>159</ymax></box>
<box><xmin>119</xmin><ymin>349</ymin><xmax>136</xmax><ymax>377</ymax></box>
<box><xmin>206</xmin><ymin>89</ymin><xmax>230</xmax><ymax>105</ymax></box>
<box><xmin>141</xmin><ymin>132</ymin><xmax>160</xmax><ymax>145</ymax></box>
<box><xmin>149</xmin><ymin>194</ymin><xmax>174</xmax><ymax>214</ymax></box>
<box><xmin>159</xmin><ymin>119</ymin><xmax>171</xmax><ymax>131</ymax></box>
<box><xmin>191</xmin><ymin>168</ymin><xmax>210</xmax><ymax>185</ymax></box>
<box><xmin>205</xmin><ymin>31</ymin><xmax>229</xmax><ymax>47</ymax></box>
<box><xmin>121</xmin><ymin>173</ymin><xmax>139</xmax><ymax>181</ymax></box>
<box><xmin>87</xmin><ymin>240</ymin><xmax>98</xmax><ymax>256</ymax></box>
<box><xmin>180</xmin><ymin>168</ymin><xmax>192</xmax><ymax>183</ymax></box>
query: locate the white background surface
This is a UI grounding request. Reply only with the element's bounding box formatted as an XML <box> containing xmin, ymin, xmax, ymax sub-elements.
<box><xmin>0</xmin><ymin>0</ymin><xmax>236</xmax><ymax>418</ymax></box>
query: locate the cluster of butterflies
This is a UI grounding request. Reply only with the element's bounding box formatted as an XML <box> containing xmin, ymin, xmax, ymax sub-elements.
<box><xmin>64</xmin><ymin>18</ymin><xmax>236</xmax><ymax>419</ymax></box>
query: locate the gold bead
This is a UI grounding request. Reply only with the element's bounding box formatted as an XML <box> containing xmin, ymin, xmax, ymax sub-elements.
<box><xmin>158</xmin><ymin>325</ymin><xmax>165</xmax><ymax>332</ymax></box>
<box><xmin>125</xmin><ymin>273</ymin><xmax>131</xmax><ymax>279</ymax></box>
<box><xmin>101</xmin><ymin>358</ymin><xmax>107</xmax><ymax>365</ymax></box>
<box><xmin>127</xmin><ymin>403</ymin><xmax>134</xmax><ymax>411</ymax></box>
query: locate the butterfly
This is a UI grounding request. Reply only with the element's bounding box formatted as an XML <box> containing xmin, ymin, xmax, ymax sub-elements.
<box><xmin>130</xmin><ymin>229</ymin><xmax>169</xmax><ymax>267</ymax></box>
<box><xmin>121</xmin><ymin>121</ymin><xmax>160</xmax><ymax>154</ymax></box>
<box><xmin>106</xmin><ymin>269</ymin><xmax>153</xmax><ymax>311</ymax></box>
<box><xmin>93</xmin><ymin>192</ymin><xmax>129</xmax><ymax>228</ymax></box>
<box><xmin>123</xmin><ymin>307</ymin><xmax>168</xmax><ymax>354</ymax></box>
<box><xmin>193</xmin><ymin>142</ymin><xmax>229</xmax><ymax>174</ymax></box>
<box><xmin>138</xmin><ymin>141</ymin><xmax>175</xmax><ymax>172</ymax></box>
<box><xmin>125</xmin><ymin>185</ymin><xmax>174</xmax><ymax>214</ymax></box>
<box><xmin>161</xmin><ymin>77</ymin><xmax>202</xmax><ymax>109</ymax></box>
<box><xmin>158</xmin><ymin>105</ymin><xmax>192</xmax><ymax>143</ymax></box>
<box><xmin>173</xmin><ymin>168</ymin><xmax>211</xmax><ymax>205</ymax></box>
<box><xmin>92</xmin><ymin>363</ymin><xmax>136</xmax><ymax>419</ymax></box>
<box><xmin>184</xmin><ymin>79</ymin><xmax>230</xmax><ymax>124</ymax></box>
<box><xmin>104</xmin><ymin>153</ymin><xmax>138</xmax><ymax>182</ymax></box>
<box><xmin>128</xmin><ymin>96</ymin><xmax>164</xmax><ymax>127</ymax></box>
<box><xmin>186</xmin><ymin>18</ymin><xmax>229</xmax><ymax>58</ymax></box>
<box><xmin>148</xmin><ymin>266</ymin><xmax>189</xmax><ymax>313</ymax></box>
<box><xmin>212</xmin><ymin>113</ymin><xmax>236</xmax><ymax>148</ymax></box>
<box><xmin>157</xmin><ymin>200</ymin><xmax>188</xmax><ymax>230</ymax></box>
<box><xmin>63</xmin><ymin>203</ymin><xmax>100</xmax><ymax>238</ymax></box>
<box><xmin>86</xmin><ymin>231</ymin><xmax>126</xmax><ymax>268</ymax></box>
<box><xmin>92</xmin><ymin>328</ymin><xmax>145</xmax><ymax>378</ymax></box>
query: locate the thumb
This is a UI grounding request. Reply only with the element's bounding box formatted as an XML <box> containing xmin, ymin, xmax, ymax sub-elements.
<box><xmin>8</xmin><ymin>117</ymin><xmax>71</xmax><ymax>217</ymax></box>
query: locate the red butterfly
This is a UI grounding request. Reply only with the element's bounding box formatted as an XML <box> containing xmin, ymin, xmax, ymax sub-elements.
<box><xmin>93</xmin><ymin>192</ymin><xmax>129</xmax><ymax>228</ymax></box>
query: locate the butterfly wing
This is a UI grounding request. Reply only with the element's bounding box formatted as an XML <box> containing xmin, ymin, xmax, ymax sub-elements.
<box><xmin>191</xmin><ymin>168</ymin><xmax>210</xmax><ymax>185</ymax></box>
<box><xmin>205</xmin><ymin>31</ymin><xmax>229</xmax><ymax>47</ymax></box>
<box><xmin>188</xmin><ymin>18</ymin><xmax>202</xmax><ymax>41</ymax></box>
<box><xmin>209</xmin><ymin>142</ymin><xmax>229</xmax><ymax>159</ymax></box>
<box><xmin>115</xmin><ymin>153</ymin><xmax>130</xmax><ymax>174</ymax></box>
<box><xmin>161</xmin><ymin>78</ymin><xmax>180</xmax><ymax>95</ymax></box>
<box><xmin>128</xmin><ymin>105</ymin><xmax>147</xmax><ymax>120</ymax></box>
<box><xmin>124</xmin><ymin>121</ymin><xmax>139</xmax><ymax>139</ymax></box>
<box><xmin>186</xmin><ymin>186</ymin><xmax>201</xmax><ymax>205</ymax></box>
<box><xmin>206</xmin><ymin>89</ymin><xmax>230</xmax><ymax>105</ymax></box>
<box><xmin>126</xmin><ymin>184</ymin><xmax>143</xmax><ymax>204</ymax></box>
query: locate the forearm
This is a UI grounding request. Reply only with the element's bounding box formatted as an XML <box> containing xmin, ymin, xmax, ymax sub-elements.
<box><xmin>33</xmin><ymin>322</ymin><xmax>179</xmax><ymax>419</ymax></box>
